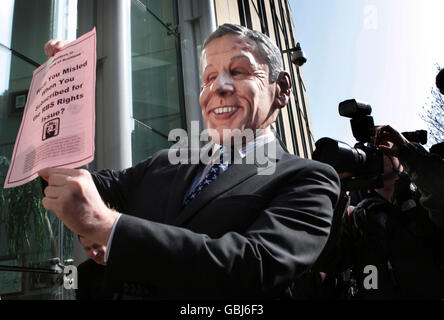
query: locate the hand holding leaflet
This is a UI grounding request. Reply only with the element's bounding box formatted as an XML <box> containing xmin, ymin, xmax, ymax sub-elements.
<box><xmin>4</xmin><ymin>28</ymin><xmax>97</xmax><ymax>188</ymax></box>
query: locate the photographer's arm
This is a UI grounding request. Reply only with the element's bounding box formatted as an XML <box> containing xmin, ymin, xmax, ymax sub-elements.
<box><xmin>377</xmin><ymin>125</ymin><xmax>444</xmax><ymax>229</ymax></box>
<box><xmin>397</xmin><ymin>142</ymin><xmax>444</xmax><ymax>229</ymax></box>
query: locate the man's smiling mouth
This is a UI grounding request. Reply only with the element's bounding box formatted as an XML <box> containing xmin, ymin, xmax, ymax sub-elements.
<box><xmin>212</xmin><ymin>106</ymin><xmax>239</xmax><ymax>116</ymax></box>
<box><xmin>214</xmin><ymin>106</ymin><xmax>238</xmax><ymax>114</ymax></box>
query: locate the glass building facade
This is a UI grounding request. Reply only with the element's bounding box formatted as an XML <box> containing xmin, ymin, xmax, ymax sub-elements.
<box><xmin>0</xmin><ymin>0</ymin><xmax>313</xmax><ymax>299</ymax></box>
<box><xmin>130</xmin><ymin>0</ymin><xmax>185</xmax><ymax>164</ymax></box>
<box><xmin>0</xmin><ymin>0</ymin><xmax>77</xmax><ymax>299</ymax></box>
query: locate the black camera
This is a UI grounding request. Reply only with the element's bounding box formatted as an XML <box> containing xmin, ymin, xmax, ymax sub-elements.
<box><xmin>401</xmin><ymin>130</ymin><xmax>427</xmax><ymax>145</ymax></box>
<box><xmin>436</xmin><ymin>68</ymin><xmax>444</xmax><ymax>94</ymax></box>
<box><xmin>430</xmin><ymin>141</ymin><xmax>444</xmax><ymax>159</ymax></box>
<box><xmin>312</xmin><ymin>99</ymin><xmax>384</xmax><ymax>191</ymax></box>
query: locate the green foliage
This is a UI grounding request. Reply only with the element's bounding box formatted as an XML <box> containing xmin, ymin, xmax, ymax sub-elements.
<box><xmin>0</xmin><ymin>155</ymin><xmax>54</xmax><ymax>259</ymax></box>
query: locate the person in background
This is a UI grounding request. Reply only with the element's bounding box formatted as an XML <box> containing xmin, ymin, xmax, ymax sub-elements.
<box><xmin>323</xmin><ymin>125</ymin><xmax>444</xmax><ymax>299</ymax></box>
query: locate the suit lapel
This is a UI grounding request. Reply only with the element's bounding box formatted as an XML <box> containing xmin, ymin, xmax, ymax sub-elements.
<box><xmin>164</xmin><ymin>141</ymin><xmax>216</xmax><ymax>222</ymax></box>
<box><xmin>172</xmin><ymin>162</ymin><xmax>259</xmax><ymax>226</ymax></box>
<box><xmin>172</xmin><ymin>140</ymin><xmax>285</xmax><ymax>226</ymax></box>
<box><xmin>164</xmin><ymin>162</ymin><xmax>201</xmax><ymax>223</ymax></box>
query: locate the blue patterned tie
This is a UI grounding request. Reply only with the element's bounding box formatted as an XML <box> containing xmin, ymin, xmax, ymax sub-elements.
<box><xmin>183</xmin><ymin>150</ymin><xmax>231</xmax><ymax>206</ymax></box>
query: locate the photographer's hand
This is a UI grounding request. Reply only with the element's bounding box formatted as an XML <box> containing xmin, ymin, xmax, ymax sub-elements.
<box><xmin>375</xmin><ymin>125</ymin><xmax>410</xmax><ymax>157</ymax></box>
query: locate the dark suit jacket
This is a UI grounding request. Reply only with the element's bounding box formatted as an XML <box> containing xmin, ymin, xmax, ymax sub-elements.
<box><xmin>75</xmin><ymin>259</ymin><xmax>110</xmax><ymax>300</ymax></box>
<box><xmin>91</xmin><ymin>141</ymin><xmax>340</xmax><ymax>299</ymax></box>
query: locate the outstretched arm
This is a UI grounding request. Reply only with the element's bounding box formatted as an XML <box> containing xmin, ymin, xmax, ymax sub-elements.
<box><xmin>376</xmin><ymin>125</ymin><xmax>444</xmax><ymax>229</ymax></box>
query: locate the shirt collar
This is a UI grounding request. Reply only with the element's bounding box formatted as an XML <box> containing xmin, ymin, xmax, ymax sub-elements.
<box><xmin>211</xmin><ymin>131</ymin><xmax>276</xmax><ymax>164</ymax></box>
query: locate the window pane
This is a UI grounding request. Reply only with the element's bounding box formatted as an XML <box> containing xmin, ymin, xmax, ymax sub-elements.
<box><xmin>131</xmin><ymin>119</ymin><xmax>173</xmax><ymax>165</ymax></box>
<box><xmin>131</xmin><ymin>0</ymin><xmax>184</xmax><ymax>164</ymax></box>
<box><xmin>0</xmin><ymin>0</ymin><xmax>77</xmax><ymax>300</ymax></box>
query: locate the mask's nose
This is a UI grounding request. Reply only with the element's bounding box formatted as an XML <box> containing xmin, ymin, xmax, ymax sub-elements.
<box><xmin>212</xmin><ymin>72</ymin><xmax>235</xmax><ymax>96</ymax></box>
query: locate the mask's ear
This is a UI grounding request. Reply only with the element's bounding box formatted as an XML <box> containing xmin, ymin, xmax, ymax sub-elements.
<box><xmin>273</xmin><ymin>71</ymin><xmax>292</xmax><ymax>109</ymax></box>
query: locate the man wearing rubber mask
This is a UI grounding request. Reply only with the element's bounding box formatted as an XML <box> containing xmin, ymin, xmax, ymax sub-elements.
<box><xmin>40</xmin><ymin>24</ymin><xmax>340</xmax><ymax>299</ymax></box>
